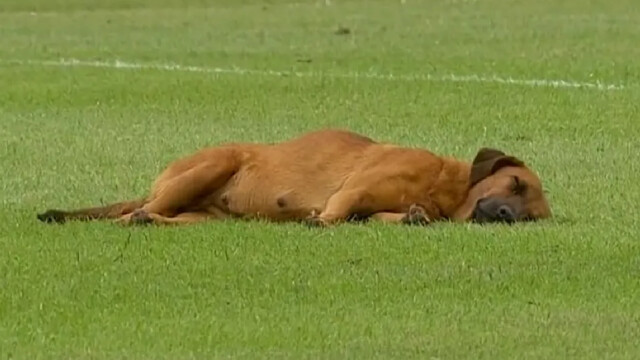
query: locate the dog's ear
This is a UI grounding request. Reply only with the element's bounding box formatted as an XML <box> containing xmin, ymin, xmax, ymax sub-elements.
<box><xmin>469</xmin><ymin>147</ymin><xmax>525</xmax><ymax>186</ymax></box>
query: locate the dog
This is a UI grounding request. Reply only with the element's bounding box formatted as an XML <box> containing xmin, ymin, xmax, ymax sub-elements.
<box><xmin>37</xmin><ymin>129</ymin><xmax>551</xmax><ymax>226</ymax></box>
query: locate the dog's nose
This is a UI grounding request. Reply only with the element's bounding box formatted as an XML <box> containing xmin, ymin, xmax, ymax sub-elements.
<box><xmin>497</xmin><ymin>205</ymin><xmax>515</xmax><ymax>221</ymax></box>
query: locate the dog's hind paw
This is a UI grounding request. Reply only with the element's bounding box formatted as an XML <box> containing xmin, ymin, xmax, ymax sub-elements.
<box><xmin>37</xmin><ymin>210</ymin><xmax>66</xmax><ymax>224</ymax></box>
<box><xmin>130</xmin><ymin>209</ymin><xmax>153</xmax><ymax>225</ymax></box>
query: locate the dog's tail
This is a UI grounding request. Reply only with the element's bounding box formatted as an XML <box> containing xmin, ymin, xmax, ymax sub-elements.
<box><xmin>37</xmin><ymin>198</ymin><xmax>147</xmax><ymax>224</ymax></box>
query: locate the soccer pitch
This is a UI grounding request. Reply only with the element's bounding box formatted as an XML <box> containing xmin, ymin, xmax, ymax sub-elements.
<box><xmin>1</xmin><ymin>0</ymin><xmax>639</xmax><ymax>358</ymax></box>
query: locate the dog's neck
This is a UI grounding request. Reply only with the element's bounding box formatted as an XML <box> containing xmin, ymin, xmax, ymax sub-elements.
<box><xmin>430</xmin><ymin>157</ymin><xmax>474</xmax><ymax>221</ymax></box>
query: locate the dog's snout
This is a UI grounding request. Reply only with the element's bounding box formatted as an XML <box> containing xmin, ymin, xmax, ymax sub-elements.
<box><xmin>476</xmin><ymin>197</ymin><xmax>491</xmax><ymax>212</ymax></box>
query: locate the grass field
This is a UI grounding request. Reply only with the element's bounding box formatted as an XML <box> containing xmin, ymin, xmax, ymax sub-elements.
<box><xmin>1</xmin><ymin>0</ymin><xmax>640</xmax><ymax>359</ymax></box>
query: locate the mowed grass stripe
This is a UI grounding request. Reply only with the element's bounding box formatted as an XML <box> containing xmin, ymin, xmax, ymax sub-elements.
<box><xmin>3</xmin><ymin>58</ymin><xmax>626</xmax><ymax>91</ymax></box>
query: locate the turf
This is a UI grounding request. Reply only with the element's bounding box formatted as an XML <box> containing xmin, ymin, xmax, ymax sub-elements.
<box><xmin>1</xmin><ymin>0</ymin><xmax>639</xmax><ymax>359</ymax></box>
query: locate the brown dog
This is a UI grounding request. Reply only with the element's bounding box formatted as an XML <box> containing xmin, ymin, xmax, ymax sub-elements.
<box><xmin>37</xmin><ymin>129</ymin><xmax>551</xmax><ymax>226</ymax></box>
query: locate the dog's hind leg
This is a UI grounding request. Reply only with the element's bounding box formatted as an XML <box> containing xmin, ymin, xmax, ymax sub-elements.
<box><xmin>141</xmin><ymin>150</ymin><xmax>240</xmax><ymax>217</ymax></box>
<box><xmin>37</xmin><ymin>198</ymin><xmax>146</xmax><ymax>224</ymax></box>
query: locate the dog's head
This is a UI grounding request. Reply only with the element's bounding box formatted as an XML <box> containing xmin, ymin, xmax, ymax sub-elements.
<box><xmin>459</xmin><ymin>148</ymin><xmax>551</xmax><ymax>224</ymax></box>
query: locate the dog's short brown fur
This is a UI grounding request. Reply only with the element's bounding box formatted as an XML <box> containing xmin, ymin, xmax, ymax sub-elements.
<box><xmin>37</xmin><ymin>129</ymin><xmax>551</xmax><ymax>226</ymax></box>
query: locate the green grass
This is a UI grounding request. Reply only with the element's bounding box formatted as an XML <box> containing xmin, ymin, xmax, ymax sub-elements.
<box><xmin>1</xmin><ymin>0</ymin><xmax>640</xmax><ymax>359</ymax></box>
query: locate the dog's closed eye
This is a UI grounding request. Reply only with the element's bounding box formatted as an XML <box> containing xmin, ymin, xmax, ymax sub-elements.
<box><xmin>512</xmin><ymin>176</ymin><xmax>527</xmax><ymax>195</ymax></box>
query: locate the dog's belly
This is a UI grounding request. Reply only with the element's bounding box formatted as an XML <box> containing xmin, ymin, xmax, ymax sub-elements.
<box><xmin>215</xmin><ymin>167</ymin><xmax>340</xmax><ymax>221</ymax></box>
<box><xmin>220</xmin><ymin>186</ymin><xmax>323</xmax><ymax>221</ymax></box>
<box><xmin>214</xmin><ymin>153</ymin><xmax>361</xmax><ymax>220</ymax></box>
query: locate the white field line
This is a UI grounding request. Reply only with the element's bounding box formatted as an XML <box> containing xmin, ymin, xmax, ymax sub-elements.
<box><xmin>3</xmin><ymin>58</ymin><xmax>625</xmax><ymax>91</ymax></box>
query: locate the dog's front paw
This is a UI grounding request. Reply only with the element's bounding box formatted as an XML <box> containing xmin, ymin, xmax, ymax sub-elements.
<box><xmin>402</xmin><ymin>204</ymin><xmax>431</xmax><ymax>226</ymax></box>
